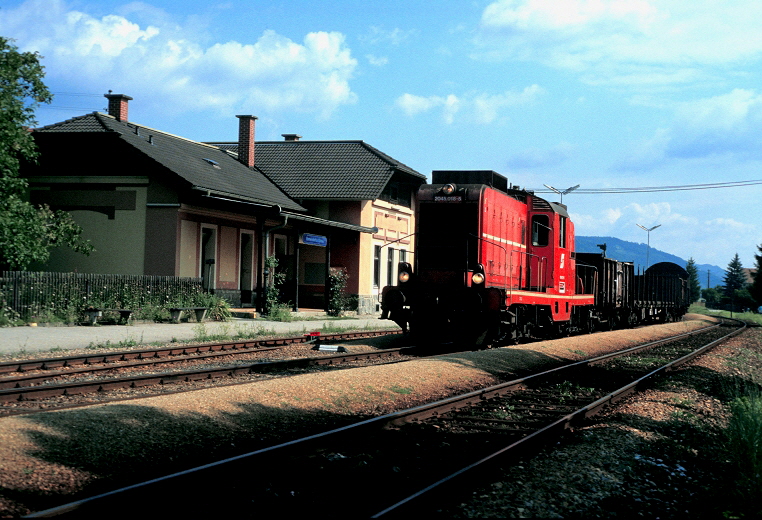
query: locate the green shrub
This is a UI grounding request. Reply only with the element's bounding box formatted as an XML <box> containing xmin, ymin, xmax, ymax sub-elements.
<box><xmin>327</xmin><ymin>268</ymin><xmax>352</xmax><ymax>316</ymax></box>
<box><xmin>263</xmin><ymin>256</ymin><xmax>287</xmax><ymax>317</ymax></box>
<box><xmin>266</xmin><ymin>303</ymin><xmax>293</xmax><ymax>322</ymax></box>
<box><xmin>195</xmin><ymin>292</ymin><xmax>232</xmax><ymax>322</ymax></box>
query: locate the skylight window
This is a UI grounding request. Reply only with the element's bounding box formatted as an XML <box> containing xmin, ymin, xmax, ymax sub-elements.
<box><xmin>203</xmin><ymin>158</ymin><xmax>221</xmax><ymax>169</ymax></box>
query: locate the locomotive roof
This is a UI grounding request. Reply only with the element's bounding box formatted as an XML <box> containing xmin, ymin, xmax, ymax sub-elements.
<box><xmin>422</xmin><ymin>181</ymin><xmax>571</xmax><ymax>217</ymax></box>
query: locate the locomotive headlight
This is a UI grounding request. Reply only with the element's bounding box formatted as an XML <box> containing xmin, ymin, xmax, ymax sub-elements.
<box><xmin>441</xmin><ymin>183</ymin><xmax>456</xmax><ymax>195</ymax></box>
<box><xmin>399</xmin><ymin>271</ymin><xmax>410</xmax><ymax>283</ymax></box>
<box><xmin>471</xmin><ymin>272</ymin><xmax>485</xmax><ymax>285</ymax></box>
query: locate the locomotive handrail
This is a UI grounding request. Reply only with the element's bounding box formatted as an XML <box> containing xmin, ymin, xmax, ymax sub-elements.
<box><xmin>469</xmin><ymin>233</ymin><xmax>509</xmax><ymax>294</ymax></box>
<box><xmin>512</xmin><ymin>250</ymin><xmax>547</xmax><ymax>291</ymax></box>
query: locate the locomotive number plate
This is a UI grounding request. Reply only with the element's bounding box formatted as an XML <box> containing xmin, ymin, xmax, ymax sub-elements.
<box><xmin>434</xmin><ymin>196</ymin><xmax>462</xmax><ymax>202</ymax></box>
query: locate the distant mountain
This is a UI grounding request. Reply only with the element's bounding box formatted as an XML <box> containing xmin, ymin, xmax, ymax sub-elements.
<box><xmin>576</xmin><ymin>236</ymin><xmax>726</xmax><ymax>289</ymax></box>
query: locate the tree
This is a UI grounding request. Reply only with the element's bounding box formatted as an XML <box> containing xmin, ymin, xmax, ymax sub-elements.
<box><xmin>0</xmin><ymin>37</ymin><xmax>92</xmax><ymax>270</ymax></box>
<box><xmin>723</xmin><ymin>253</ymin><xmax>747</xmax><ymax>298</ymax></box>
<box><xmin>685</xmin><ymin>258</ymin><xmax>701</xmax><ymax>303</ymax></box>
<box><xmin>702</xmin><ymin>287</ymin><xmax>722</xmax><ymax>309</ymax></box>
<box><xmin>751</xmin><ymin>243</ymin><xmax>762</xmax><ymax>307</ymax></box>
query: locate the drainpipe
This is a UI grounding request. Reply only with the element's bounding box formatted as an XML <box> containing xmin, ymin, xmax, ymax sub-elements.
<box><xmin>264</xmin><ymin>210</ymin><xmax>288</xmax><ymax>259</ymax></box>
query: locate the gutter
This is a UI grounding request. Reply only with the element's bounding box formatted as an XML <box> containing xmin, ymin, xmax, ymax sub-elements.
<box><xmin>196</xmin><ymin>187</ymin><xmax>378</xmax><ymax>234</ymax></box>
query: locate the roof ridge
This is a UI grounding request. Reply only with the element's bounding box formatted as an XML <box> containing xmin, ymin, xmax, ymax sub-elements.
<box><xmin>207</xmin><ymin>140</ymin><xmax>367</xmax><ymax>145</ymax></box>
<box><xmin>357</xmin><ymin>141</ymin><xmax>424</xmax><ymax>178</ymax></box>
<box><xmin>98</xmin><ymin>113</ymin><xmax>222</xmax><ymax>151</ymax></box>
<box><xmin>34</xmin><ymin>111</ymin><xmax>111</xmax><ymax>132</ymax></box>
<box><xmin>207</xmin><ymin>139</ymin><xmax>423</xmax><ymax>178</ymax></box>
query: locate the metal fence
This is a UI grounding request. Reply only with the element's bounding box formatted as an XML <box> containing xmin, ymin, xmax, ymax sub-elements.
<box><xmin>0</xmin><ymin>271</ymin><xmax>203</xmax><ymax>319</ymax></box>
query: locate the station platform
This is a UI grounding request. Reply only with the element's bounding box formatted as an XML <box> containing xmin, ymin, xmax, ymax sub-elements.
<box><xmin>0</xmin><ymin>311</ymin><xmax>397</xmax><ymax>356</ymax></box>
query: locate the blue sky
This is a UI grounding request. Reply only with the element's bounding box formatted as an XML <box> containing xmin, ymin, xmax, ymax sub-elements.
<box><xmin>3</xmin><ymin>0</ymin><xmax>762</xmax><ymax>271</ymax></box>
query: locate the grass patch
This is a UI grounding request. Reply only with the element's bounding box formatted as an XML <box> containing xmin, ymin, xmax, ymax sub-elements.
<box><xmin>86</xmin><ymin>336</ymin><xmax>142</xmax><ymax>350</ymax></box>
<box><xmin>689</xmin><ymin>304</ymin><xmax>762</xmax><ymax>326</ymax></box>
<box><xmin>723</xmin><ymin>387</ymin><xmax>762</xmax><ymax>517</ymax></box>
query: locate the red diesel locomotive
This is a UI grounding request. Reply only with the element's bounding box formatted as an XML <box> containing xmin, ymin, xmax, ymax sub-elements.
<box><xmin>380</xmin><ymin>170</ymin><xmax>688</xmax><ymax>346</ymax></box>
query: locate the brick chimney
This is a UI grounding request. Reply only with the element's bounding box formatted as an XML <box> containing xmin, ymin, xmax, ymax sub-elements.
<box><xmin>282</xmin><ymin>134</ymin><xmax>301</xmax><ymax>141</ymax></box>
<box><xmin>236</xmin><ymin>115</ymin><xmax>258</xmax><ymax>168</ymax></box>
<box><xmin>104</xmin><ymin>92</ymin><xmax>133</xmax><ymax>122</ymax></box>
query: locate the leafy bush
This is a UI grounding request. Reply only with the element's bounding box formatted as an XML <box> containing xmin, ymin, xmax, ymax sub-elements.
<box><xmin>266</xmin><ymin>303</ymin><xmax>293</xmax><ymax>322</ymax></box>
<box><xmin>327</xmin><ymin>268</ymin><xmax>352</xmax><ymax>316</ymax></box>
<box><xmin>195</xmin><ymin>292</ymin><xmax>232</xmax><ymax>322</ymax></box>
<box><xmin>0</xmin><ymin>272</ymin><xmax>244</xmax><ymax>325</ymax></box>
<box><xmin>263</xmin><ymin>256</ymin><xmax>288</xmax><ymax>318</ymax></box>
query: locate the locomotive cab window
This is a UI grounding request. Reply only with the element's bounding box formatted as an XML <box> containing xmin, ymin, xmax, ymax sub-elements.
<box><xmin>531</xmin><ymin>215</ymin><xmax>550</xmax><ymax>247</ymax></box>
<box><xmin>559</xmin><ymin>216</ymin><xmax>567</xmax><ymax>248</ymax></box>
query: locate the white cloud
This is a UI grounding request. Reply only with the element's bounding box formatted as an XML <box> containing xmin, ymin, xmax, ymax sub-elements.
<box><xmin>366</xmin><ymin>54</ymin><xmax>389</xmax><ymax>66</ymax></box>
<box><xmin>396</xmin><ymin>93</ymin><xmax>443</xmax><ymax>116</ymax></box>
<box><xmin>627</xmin><ymin>202</ymin><xmax>693</xmax><ymax>227</ymax></box>
<box><xmin>704</xmin><ymin>217</ymin><xmax>754</xmax><ymax>231</ymax></box>
<box><xmin>0</xmin><ymin>0</ymin><xmax>358</xmax><ymax>118</ymax></box>
<box><xmin>571</xmin><ymin>201</ymin><xmax>693</xmax><ymax>237</ymax></box>
<box><xmin>360</xmin><ymin>26</ymin><xmax>416</xmax><ymax>46</ymax></box>
<box><xmin>395</xmin><ymin>85</ymin><xmax>543</xmax><ymax>124</ymax></box>
<box><xmin>478</xmin><ymin>0</ymin><xmax>762</xmax><ymax>87</ymax></box>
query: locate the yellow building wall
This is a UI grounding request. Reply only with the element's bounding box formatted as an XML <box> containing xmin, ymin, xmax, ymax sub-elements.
<box><xmin>358</xmin><ymin>198</ymin><xmax>416</xmax><ymax>313</ymax></box>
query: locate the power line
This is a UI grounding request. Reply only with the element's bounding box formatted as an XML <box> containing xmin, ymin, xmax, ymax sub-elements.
<box><xmin>50</xmin><ymin>91</ymin><xmax>104</xmax><ymax>97</ymax></box>
<box><xmin>533</xmin><ymin>179</ymin><xmax>762</xmax><ymax>194</ymax></box>
<box><xmin>38</xmin><ymin>105</ymin><xmax>103</xmax><ymax>111</ymax></box>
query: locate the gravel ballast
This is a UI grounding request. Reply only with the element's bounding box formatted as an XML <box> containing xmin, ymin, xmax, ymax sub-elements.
<box><xmin>0</xmin><ymin>315</ymin><xmax>731</xmax><ymax>516</ymax></box>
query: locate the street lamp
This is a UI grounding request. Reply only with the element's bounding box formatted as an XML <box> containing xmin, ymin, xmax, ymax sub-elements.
<box><xmin>543</xmin><ymin>184</ymin><xmax>580</xmax><ymax>205</ymax></box>
<box><xmin>636</xmin><ymin>223</ymin><xmax>661</xmax><ymax>268</ymax></box>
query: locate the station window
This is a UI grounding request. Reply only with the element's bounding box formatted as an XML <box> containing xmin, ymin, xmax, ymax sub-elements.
<box><xmin>373</xmin><ymin>245</ymin><xmax>381</xmax><ymax>287</ymax></box>
<box><xmin>387</xmin><ymin>248</ymin><xmax>395</xmax><ymax>287</ymax></box>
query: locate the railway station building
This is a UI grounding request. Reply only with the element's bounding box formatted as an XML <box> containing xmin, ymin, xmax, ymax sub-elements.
<box><xmin>22</xmin><ymin>93</ymin><xmax>425</xmax><ymax>314</ymax></box>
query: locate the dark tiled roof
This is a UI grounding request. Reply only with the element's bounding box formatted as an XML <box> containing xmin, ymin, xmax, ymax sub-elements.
<box><xmin>35</xmin><ymin>113</ymin><xmax>305</xmax><ymax>212</ymax></box>
<box><xmin>207</xmin><ymin>140</ymin><xmax>425</xmax><ymax>200</ymax></box>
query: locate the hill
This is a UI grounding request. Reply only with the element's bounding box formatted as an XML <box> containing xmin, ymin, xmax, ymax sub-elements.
<box><xmin>575</xmin><ymin>236</ymin><xmax>725</xmax><ymax>289</ymax></box>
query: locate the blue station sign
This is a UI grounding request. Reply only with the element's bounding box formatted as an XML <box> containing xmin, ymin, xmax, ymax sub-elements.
<box><xmin>300</xmin><ymin>233</ymin><xmax>328</xmax><ymax>247</ymax></box>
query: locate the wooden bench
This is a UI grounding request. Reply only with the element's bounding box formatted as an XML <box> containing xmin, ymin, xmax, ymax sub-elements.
<box><xmin>86</xmin><ymin>309</ymin><xmax>135</xmax><ymax>326</ymax></box>
<box><xmin>168</xmin><ymin>307</ymin><xmax>208</xmax><ymax>324</ymax></box>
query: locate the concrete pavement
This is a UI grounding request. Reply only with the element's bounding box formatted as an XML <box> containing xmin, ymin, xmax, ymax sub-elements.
<box><xmin>0</xmin><ymin>314</ymin><xmax>399</xmax><ymax>356</ymax></box>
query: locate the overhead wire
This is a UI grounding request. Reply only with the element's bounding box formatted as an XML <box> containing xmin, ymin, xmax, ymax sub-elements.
<box><xmin>532</xmin><ymin>179</ymin><xmax>762</xmax><ymax>194</ymax></box>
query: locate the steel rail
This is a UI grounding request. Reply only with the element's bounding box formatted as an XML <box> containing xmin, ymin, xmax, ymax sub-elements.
<box><xmin>370</xmin><ymin>319</ymin><xmax>746</xmax><ymax>517</ymax></box>
<box><xmin>0</xmin><ymin>329</ymin><xmax>400</xmax><ymax>374</ymax></box>
<box><xmin>24</xmin><ymin>321</ymin><xmax>734</xmax><ymax>518</ymax></box>
<box><xmin>0</xmin><ymin>345</ymin><xmax>411</xmax><ymax>404</ymax></box>
<box><xmin>0</xmin><ymin>329</ymin><xmax>400</xmax><ymax>390</ymax></box>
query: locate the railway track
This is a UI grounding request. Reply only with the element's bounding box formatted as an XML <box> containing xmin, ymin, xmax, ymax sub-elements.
<box><xmin>25</xmin><ymin>319</ymin><xmax>744</xmax><ymax>518</ymax></box>
<box><xmin>0</xmin><ymin>330</ymin><xmax>405</xmax><ymax>414</ymax></box>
